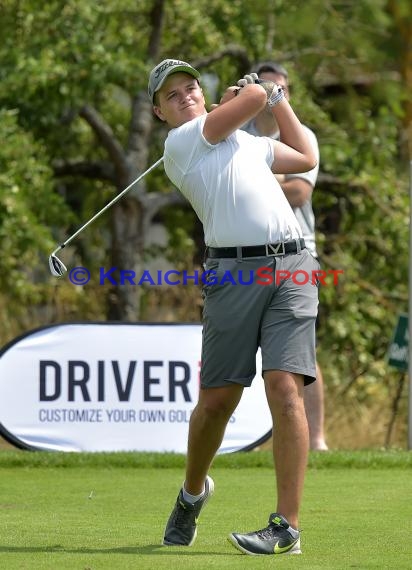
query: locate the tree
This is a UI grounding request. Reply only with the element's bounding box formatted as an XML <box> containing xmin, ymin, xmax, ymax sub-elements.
<box><xmin>0</xmin><ymin>109</ymin><xmax>69</xmax><ymax>338</ymax></box>
<box><xmin>0</xmin><ymin>0</ymin><xmax>254</xmax><ymax>321</ymax></box>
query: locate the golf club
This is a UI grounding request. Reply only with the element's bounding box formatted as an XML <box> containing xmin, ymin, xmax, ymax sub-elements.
<box><xmin>49</xmin><ymin>156</ymin><xmax>164</xmax><ymax>277</ymax></box>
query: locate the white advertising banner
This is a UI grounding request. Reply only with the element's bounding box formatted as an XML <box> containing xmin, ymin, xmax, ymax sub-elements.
<box><xmin>0</xmin><ymin>323</ymin><xmax>271</xmax><ymax>453</ymax></box>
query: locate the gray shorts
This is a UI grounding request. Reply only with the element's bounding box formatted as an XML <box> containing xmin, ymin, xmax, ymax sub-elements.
<box><xmin>200</xmin><ymin>249</ymin><xmax>319</xmax><ymax>388</ymax></box>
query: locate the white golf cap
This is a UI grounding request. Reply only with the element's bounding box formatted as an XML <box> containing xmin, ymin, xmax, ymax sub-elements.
<box><xmin>148</xmin><ymin>59</ymin><xmax>200</xmax><ymax>103</ymax></box>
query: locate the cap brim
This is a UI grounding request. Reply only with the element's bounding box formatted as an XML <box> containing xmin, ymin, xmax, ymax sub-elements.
<box><xmin>153</xmin><ymin>66</ymin><xmax>200</xmax><ymax>101</ymax></box>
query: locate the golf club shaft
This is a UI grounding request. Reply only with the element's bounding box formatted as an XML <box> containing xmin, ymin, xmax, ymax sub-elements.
<box><xmin>54</xmin><ymin>156</ymin><xmax>164</xmax><ymax>253</ymax></box>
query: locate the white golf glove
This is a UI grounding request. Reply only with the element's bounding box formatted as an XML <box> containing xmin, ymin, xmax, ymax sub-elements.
<box><xmin>236</xmin><ymin>74</ymin><xmax>284</xmax><ymax>107</ymax></box>
<box><xmin>237</xmin><ymin>73</ymin><xmax>259</xmax><ymax>88</ymax></box>
<box><xmin>257</xmin><ymin>80</ymin><xmax>285</xmax><ymax>107</ymax></box>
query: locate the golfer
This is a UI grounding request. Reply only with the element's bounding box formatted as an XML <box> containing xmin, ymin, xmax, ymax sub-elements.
<box><xmin>148</xmin><ymin>58</ymin><xmax>319</xmax><ymax>556</ymax></box>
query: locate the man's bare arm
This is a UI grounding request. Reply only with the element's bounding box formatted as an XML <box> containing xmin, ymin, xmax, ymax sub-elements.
<box><xmin>203</xmin><ymin>84</ymin><xmax>266</xmax><ymax>144</ymax></box>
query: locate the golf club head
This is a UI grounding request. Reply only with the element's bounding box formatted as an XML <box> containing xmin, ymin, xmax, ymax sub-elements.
<box><xmin>49</xmin><ymin>254</ymin><xmax>67</xmax><ymax>277</ymax></box>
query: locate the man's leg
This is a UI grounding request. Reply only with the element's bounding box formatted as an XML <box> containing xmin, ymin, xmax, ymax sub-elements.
<box><xmin>163</xmin><ymin>383</ymin><xmax>243</xmax><ymax>546</ymax></box>
<box><xmin>185</xmin><ymin>384</ymin><xmax>244</xmax><ymax>494</ymax></box>
<box><xmin>264</xmin><ymin>370</ymin><xmax>308</xmax><ymax>529</ymax></box>
<box><xmin>304</xmin><ymin>362</ymin><xmax>328</xmax><ymax>451</ymax></box>
<box><xmin>228</xmin><ymin>370</ymin><xmax>307</xmax><ymax>555</ymax></box>
<box><xmin>228</xmin><ymin>250</ymin><xmax>317</xmax><ymax>555</ymax></box>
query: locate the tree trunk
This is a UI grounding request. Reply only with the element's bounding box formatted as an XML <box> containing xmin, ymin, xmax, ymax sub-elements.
<box><xmin>107</xmin><ymin>197</ymin><xmax>145</xmax><ymax>321</ymax></box>
<box><xmin>106</xmin><ymin>0</ymin><xmax>166</xmax><ymax>321</ymax></box>
<box><xmin>107</xmin><ymin>92</ymin><xmax>156</xmax><ymax>321</ymax></box>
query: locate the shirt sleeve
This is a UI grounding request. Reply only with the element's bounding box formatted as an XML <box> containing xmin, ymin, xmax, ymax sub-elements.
<box><xmin>164</xmin><ymin>115</ymin><xmax>215</xmax><ymax>189</ymax></box>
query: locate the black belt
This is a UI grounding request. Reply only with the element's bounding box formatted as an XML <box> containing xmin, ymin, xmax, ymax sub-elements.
<box><xmin>207</xmin><ymin>238</ymin><xmax>306</xmax><ymax>259</ymax></box>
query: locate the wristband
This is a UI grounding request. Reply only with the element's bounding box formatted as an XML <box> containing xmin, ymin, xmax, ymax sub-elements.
<box><xmin>267</xmin><ymin>86</ymin><xmax>285</xmax><ymax>107</ymax></box>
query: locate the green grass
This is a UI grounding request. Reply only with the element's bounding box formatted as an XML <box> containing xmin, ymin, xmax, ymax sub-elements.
<box><xmin>0</xmin><ymin>451</ymin><xmax>411</xmax><ymax>569</ymax></box>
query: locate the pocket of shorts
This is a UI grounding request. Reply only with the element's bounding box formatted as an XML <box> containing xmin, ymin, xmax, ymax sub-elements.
<box><xmin>306</xmin><ymin>252</ymin><xmax>321</xmax><ymax>288</ymax></box>
<box><xmin>201</xmin><ymin>258</ymin><xmax>240</xmax><ymax>298</ymax></box>
<box><xmin>202</xmin><ymin>258</ymin><xmax>221</xmax><ymax>282</ymax></box>
<box><xmin>306</xmin><ymin>250</ymin><xmax>320</xmax><ymax>270</ymax></box>
<box><xmin>201</xmin><ymin>258</ymin><xmax>221</xmax><ymax>299</ymax></box>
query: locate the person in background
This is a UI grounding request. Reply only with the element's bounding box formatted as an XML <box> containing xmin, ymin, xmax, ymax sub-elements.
<box><xmin>242</xmin><ymin>61</ymin><xmax>328</xmax><ymax>451</ymax></box>
<box><xmin>148</xmin><ymin>57</ymin><xmax>318</xmax><ymax>556</ymax></box>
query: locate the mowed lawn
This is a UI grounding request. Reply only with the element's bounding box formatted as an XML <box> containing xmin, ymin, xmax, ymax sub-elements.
<box><xmin>0</xmin><ymin>451</ymin><xmax>411</xmax><ymax>569</ymax></box>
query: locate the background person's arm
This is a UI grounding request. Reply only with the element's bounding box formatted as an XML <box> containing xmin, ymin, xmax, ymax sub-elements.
<box><xmin>277</xmin><ymin>176</ymin><xmax>313</xmax><ymax>208</ymax></box>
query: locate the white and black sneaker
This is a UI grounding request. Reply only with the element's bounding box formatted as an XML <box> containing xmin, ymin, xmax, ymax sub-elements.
<box><xmin>162</xmin><ymin>476</ymin><xmax>214</xmax><ymax>546</ymax></box>
<box><xmin>228</xmin><ymin>513</ymin><xmax>301</xmax><ymax>555</ymax></box>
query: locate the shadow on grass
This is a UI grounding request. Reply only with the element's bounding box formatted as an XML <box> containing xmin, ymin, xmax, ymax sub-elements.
<box><xmin>0</xmin><ymin>544</ymin><xmax>231</xmax><ymax>556</ymax></box>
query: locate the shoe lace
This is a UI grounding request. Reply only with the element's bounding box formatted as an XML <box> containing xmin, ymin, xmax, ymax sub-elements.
<box><xmin>256</xmin><ymin>524</ymin><xmax>278</xmax><ymax>539</ymax></box>
<box><xmin>174</xmin><ymin>502</ymin><xmax>194</xmax><ymax>528</ymax></box>
<box><xmin>256</xmin><ymin>522</ymin><xmax>285</xmax><ymax>539</ymax></box>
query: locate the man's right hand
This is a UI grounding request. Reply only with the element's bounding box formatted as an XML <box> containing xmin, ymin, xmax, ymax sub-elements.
<box><xmin>259</xmin><ymin>81</ymin><xmax>285</xmax><ymax>107</ymax></box>
<box><xmin>257</xmin><ymin>80</ymin><xmax>277</xmax><ymax>99</ymax></box>
<box><xmin>237</xmin><ymin>73</ymin><xmax>259</xmax><ymax>87</ymax></box>
<box><xmin>237</xmin><ymin>75</ymin><xmax>284</xmax><ymax>108</ymax></box>
<box><xmin>217</xmin><ymin>86</ymin><xmax>242</xmax><ymax>105</ymax></box>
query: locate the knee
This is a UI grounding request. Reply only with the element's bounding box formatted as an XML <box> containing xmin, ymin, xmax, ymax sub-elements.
<box><xmin>277</xmin><ymin>395</ymin><xmax>303</xmax><ymax>420</ymax></box>
<box><xmin>265</xmin><ymin>373</ymin><xmax>305</xmax><ymax>418</ymax></box>
<box><xmin>197</xmin><ymin>397</ymin><xmax>235</xmax><ymax>422</ymax></box>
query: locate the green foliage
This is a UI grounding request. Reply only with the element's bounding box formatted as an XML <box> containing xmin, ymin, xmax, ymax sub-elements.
<box><xmin>0</xmin><ymin>2</ymin><xmax>145</xmax><ymax>118</ymax></box>
<box><xmin>315</xmin><ymin>100</ymin><xmax>408</xmax><ymax>401</ymax></box>
<box><xmin>0</xmin><ymin>109</ymin><xmax>69</xmax><ymax>296</ymax></box>
<box><xmin>0</xmin><ymin>109</ymin><xmax>87</xmax><ymax>341</ymax></box>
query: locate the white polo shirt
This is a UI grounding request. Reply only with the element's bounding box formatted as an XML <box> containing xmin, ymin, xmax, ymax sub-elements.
<box><xmin>243</xmin><ymin>120</ymin><xmax>319</xmax><ymax>257</ymax></box>
<box><xmin>163</xmin><ymin>114</ymin><xmax>302</xmax><ymax>248</ymax></box>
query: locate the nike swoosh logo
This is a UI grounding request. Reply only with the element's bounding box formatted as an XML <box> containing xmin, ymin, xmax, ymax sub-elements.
<box><xmin>274</xmin><ymin>538</ymin><xmax>299</xmax><ymax>554</ymax></box>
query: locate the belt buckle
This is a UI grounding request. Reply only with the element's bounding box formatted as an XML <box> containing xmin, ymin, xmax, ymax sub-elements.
<box><xmin>265</xmin><ymin>242</ymin><xmax>285</xmax><ymax>256</ymax></box>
